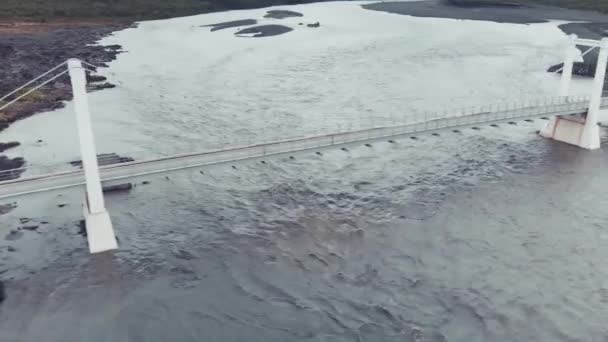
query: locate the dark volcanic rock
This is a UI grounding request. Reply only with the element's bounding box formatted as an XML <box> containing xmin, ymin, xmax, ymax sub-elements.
<box><xmin>203</xmin><ymin>19</ymin><xmax>257</xmax><ymax>32</ymax></box>
<box><xmin>87</xmin><ymin>82</ymin><xmax>116</xmax><ymax>91</ymax></box>
<box><xmin>264</xmin><ymin>10</ymin><xmax>304</xmax><ymax>19</ymax></box>
<box><xmin>235</xmin><ymin>25</ymin><xmax>293</xmax><ymax>38</ymax></box>
<box><xmin>0</xmin><ymin>156</ymin><xmax>25</xmax><ymax>181</ymax></box>
<box><xmin>86</xmin><ymin>74</ymin><xmax>107</xmax><ymax>83</ymax></box>
<box><xmin>102</xmin><ymin>183</ymin><xmax>133</xmax><ymax>193</ymax></box>
<box><xmin>0</xmin><ymin>142</ymin><xmax>19</xmax><ymax>153</ymax></box>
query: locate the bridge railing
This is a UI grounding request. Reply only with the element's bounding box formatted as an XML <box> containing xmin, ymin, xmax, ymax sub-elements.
<box><xmin>0</xmin><ymin>95</ymin><xmax>599</xmax><ymax>183</ymax></box>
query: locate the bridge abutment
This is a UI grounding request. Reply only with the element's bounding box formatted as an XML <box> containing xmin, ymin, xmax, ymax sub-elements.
<box><xmin>68</xmin><ymin>59</ymin><xmax>118</xmax><ymax>253</ymax></box>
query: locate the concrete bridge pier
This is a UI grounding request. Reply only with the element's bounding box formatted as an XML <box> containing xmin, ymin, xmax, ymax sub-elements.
<box><xmin>541</xmin><ymin>36</ymin><xmax>605</xmax><ymax>150</ymax></box>
<box><xmin>68</xmin><ymin>59</ymin><xmax>118</xmax><ymax>253</ymax></box>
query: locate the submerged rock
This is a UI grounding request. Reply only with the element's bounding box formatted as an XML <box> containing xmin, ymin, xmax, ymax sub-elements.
<box><xmin>102</xmin><ymin>183</ymin><xmax>133</xmax><ymax>193</ymax></box>
<box><xmin>87</xmin><ymin>82</ymin><xmax>116</xmax><ymax>91</ymax></box>
<box><xmin>235</xmin><ymin>25</ymin><xmax>293</xmax><ymax>38</ymax></box>
<box><xmin>86</xmin><ymin>74</ymin><xmax>107</xmax><ymax>83</ymax></box>
<box><xmin>264</xmin><ymin>10</ymin><xmax>304</xmax><ymax>19</ymax></box>
<box><xmin>0</xmin><ymin>156</ymin><xmax>25</xmax><ymax>181</ymax></box>
<box><xmin>0</xmin><ymin>142</ymin><xmax>19</xmax><ymax>153</ymax></box>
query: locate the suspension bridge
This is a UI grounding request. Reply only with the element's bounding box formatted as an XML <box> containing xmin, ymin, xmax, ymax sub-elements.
<box><xmin>0</xmin><ymin>36</ymin><xmax>607</xmax><ymax>254</ymax></box>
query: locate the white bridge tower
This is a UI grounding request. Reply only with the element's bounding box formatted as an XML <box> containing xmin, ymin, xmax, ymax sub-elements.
<box><xmin>67</xmin><ymin>59</ymin><xmax>118</xmax><ymax>253</ymax></box>
<box><xmin>541</xmin><ymin>35</ymin><xmax>607</xmax><ymax>149</ymax></box>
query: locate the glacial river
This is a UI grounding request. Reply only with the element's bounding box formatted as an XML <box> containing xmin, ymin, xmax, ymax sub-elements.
<box><xmin>1</xmin><ymin>2</ymin><xmax>607</xmax><ymax>341</ymax></box>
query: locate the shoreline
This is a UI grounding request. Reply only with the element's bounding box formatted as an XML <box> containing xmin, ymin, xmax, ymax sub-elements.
<box><xmin>0</xmin><ymin>20</ymin><xmax>133</xmax><ymax>177</ymax></box>
<box><xmin>363</xmin><ymin>1</ymin><xmax>608</xmax><ymax>76</ymax></box>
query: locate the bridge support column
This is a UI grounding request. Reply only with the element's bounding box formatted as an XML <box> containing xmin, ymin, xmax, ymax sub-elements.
<box><xmin>68</xmin><ymin>59</ymin><xmax>118</xmax><ymax>254</ymax></box>
<box><xmin>540</xmin><ymin>34</ymin><xmax>577</xmax><ymax>139</ymax></box>
<box><xmin>541</xmin><ymin>37</ymin><xmax>605</xmax><ymax>150</ymax></box>
<box><xmin>579</xmin><ymin>38</ymin><xmax>608</xmax><ymax>149</ymax></box>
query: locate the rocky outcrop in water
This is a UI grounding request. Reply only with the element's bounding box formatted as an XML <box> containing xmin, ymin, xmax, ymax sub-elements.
<box><xmin>264</xmin><ymin>10</ymin><xmax>303</xmax><ymax>19</ymax></box>
<box><xmin>205</xmin><ymin>10</ymin><xmax>312</xmax><ymax>38</ymax></box>
<box><xmin>235</xmin><ymin>25</ymin><xmax>293</xmax><ymax>37</ymax></box>
<box><xmin>0</xmin><ymin>23</ymin><xmax>128</xmax><ymax>134</ymax></box>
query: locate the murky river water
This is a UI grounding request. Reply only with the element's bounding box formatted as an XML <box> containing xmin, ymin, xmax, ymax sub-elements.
<box><xmin>1</xmin><ymin>2</ymin><xmax>607</xmax><ymax>341</ymax></box>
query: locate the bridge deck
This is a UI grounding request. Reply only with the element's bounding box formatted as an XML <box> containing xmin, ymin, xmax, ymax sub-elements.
<box><xmin>0</xmin><ymin>98</ymin><xmax>602</xmax><ymax>200</ymax></box>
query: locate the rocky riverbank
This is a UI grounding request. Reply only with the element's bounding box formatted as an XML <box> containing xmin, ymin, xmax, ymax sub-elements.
<box><xmin>0</xmin><ymin>21</ymin><xmax>130</xmax><ymax>130</ymax></box>
<box><xmin>0</xmin><ymin>20</ymin><xmax>131</xmax><ymax>177</ymax></box>
<box><xmin>363</xmin><ymin>0</ymin><xmax>608</xmax><ymax>77</ymax></box>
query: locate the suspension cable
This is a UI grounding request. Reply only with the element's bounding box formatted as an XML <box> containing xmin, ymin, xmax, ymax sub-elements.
<box><xmin>581</xmin><ymin>46</ymin><xmax>596</xmax><ymax>58</ymax></box>
<box><xmin>0</xmin><ymin>70</ymin><xmax>68</xmax><ymax>112</ymax></box>
<box><xmin>0</xmin><ymin>61</ymin><xmax>67</xmax><ymax>102</ymax></box>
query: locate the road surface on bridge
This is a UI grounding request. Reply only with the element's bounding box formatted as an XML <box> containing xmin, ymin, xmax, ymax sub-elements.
<box><xmin>0</xmin><ymin>97</ymin><xmax>604</xmax><ymax>200</ymax></box>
